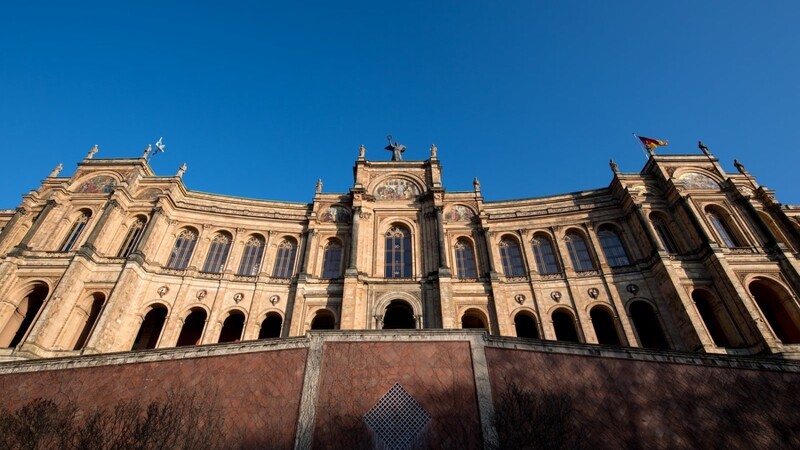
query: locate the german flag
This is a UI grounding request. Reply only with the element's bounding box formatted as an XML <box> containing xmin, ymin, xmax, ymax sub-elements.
<box><xmin>637</xmin><ymin>135</ymin><xmax>668</xmax><ymax>152</ymax></box>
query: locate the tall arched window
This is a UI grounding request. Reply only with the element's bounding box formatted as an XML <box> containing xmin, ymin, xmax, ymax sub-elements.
<box><xmin>321</xmin><ymin>239</ymin><xmax>344</xmax><ymax>279</ymax></box>
<box><xmin>552</xmin><ymin>310</ymin><xmax>580</xmax><ymax>343</ymax></box>
<box><xmin>385</xmin><ymin>226</ymin><xmax>412</xmax><ymax>278</ymax></box>
<box><xmin>590</xmin><ymin>307</ymin><xmax>621</xmax><ymax>346</ymax></box>
<box><xmin>454</xmin><ymin>238</ymin><xmax>477</xmax><ymax>278</ymax></box>
<box><xmin>707</xmin><ymin>209</ymin><xmax>741</xmax><ymax>248</ymax></box>
<box><xmin>238</xmin><ymin>236</ymin><xmax>265</xmax><ymax>276</ymax></box>
<box><xmin>565</xmin><ymin>232</ymin><xmax>595</xmax><ymax>272</ymax></box>
<box><xmin>532</xmin><ymin>235</ymin><xmax>559</xmax><ymax>274</ymax></box>
<box><xmin>166</xmin><ymin>229</ymin><xmax>197</xmax><ymax>269</ymax></box>
<box><xmin>202</xmin><ymin>232</ymin><xmax>232</xmax><ymax>273</ymax></box>
<box><xmin>131</xmin><ymin>305</ymin><xmax>167</xmax><ymax>350</ymax></box>
<box><xmin>629</xmin><ymin>301</ymin><xmax>669</xmax><ymax>349</ymax></box>
<box><xmin>60</xmin><ymin>211</ymin><xmax>91</xmax><ymax>251</ymax></box>
<box><xmin>597</xmin><ymin>226</ymin><xmax>631</xmax><ymax>267</ymax></box>
<box><xmin>651</xmin><ymin>214</ymin><xmax>678</xmax><ymax>253</ymax></box>
<box><xmin>499</xmin><ymin>237</ymin><xmax>525</xmax><ymax>277</ymax></box>
<box><xmin>272</xmin><ymin>239</ymin><xmax>297</xmax><ymax>278</ymax></box>
<box><xmin>117</xmin><ymin>217</ymin><xmax>146</xmax><ymax>257</ymax></box>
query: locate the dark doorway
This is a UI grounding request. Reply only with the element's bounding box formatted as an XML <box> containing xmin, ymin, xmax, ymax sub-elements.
<box><xmin>692</xmin><ymin>290</ymin><xmax>732</xmax><ymax>347</ymax></box>
<box><xmin>0</xmin><ymin>284</ymin><xmax>48</xmax><ymax>348</ymax></box>
<box><xmin>552</xmin><ymin>310</ymin><xmax>579</xmax><ymax>342</ymax></box>
<box><xmin>590</xmin><ymin>307</ymin><xmax>621</xmax><ymax>346</ymax></box>
<box><xmin>749</xmin><ymin>280</ymin><xmax>800</xmax><ymax>344</ymax></box>
<box><xmin>383</xmin><ymin>301</ymin><xmax>416</xmax><ymax>329</ymax></box>
<box><xmin>514</xmin><ymin>313</ymin><xmax>539</xmax><ymax>339</ymax></box>
<box><xmin>74</xmin><ymin>294</ymin><xmax>105</xmax><ymax>350</ymax></box>
<box><xmin>259</xmin><ymin>313</ymin><xmax>283</xmax><ymax>338</ymax></box>
<box><xmin>176</xmin><ymin>309</ymin><xmax>207</xmax><ymax>347</ymax></box>
<box><xmin>310</xmin><ymin>310</ymin><xmax>336</xmax><ymax>330</ymax></box>
<box><xmin>218</xmin><ymin>312</ymin><xmax>245</xmax><ymax>343</ymax></box>
<box><xmin>132</xmin><ymin>305</ymin><xmax>167</xmax><ymax>350</ymax></box>
<box><xmin>461</xmin><ymin>309</ymin><xmax>488</xmax><ymax>329</ymax></box>
<box><xmin>629</xmin><ymin>301</ymin><xmax>669</xmax><ymax>349</ymax></box>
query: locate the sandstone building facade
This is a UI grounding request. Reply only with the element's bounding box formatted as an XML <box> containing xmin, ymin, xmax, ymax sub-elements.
<box><xmin>1</xmin><ymin>143</ymin><xmax>800</xmax><ymax>361</ymax></box>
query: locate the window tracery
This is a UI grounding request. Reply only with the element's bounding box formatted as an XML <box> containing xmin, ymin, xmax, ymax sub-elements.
<box><xmin>118</xmin><ymin>218</ymin><xmax>146</xmax><ymax>258</ymax></box>
<box><xmin>499</xmin><ymin>238</ymin><xmax>525</xmax><ymax>277</ymax></box>
<box><xmin>597</xmin><ymin>226</ymin><xmax>631</xmax><ymax>267</ymax></box>
<box><xmin>166</xmin><ymin>229</ymin><xmax>197</xmax><ymax>269</ymax></box>
<box><xmin>238</xmin><ymin>236</ymin><xmax>264</xmax><ymax>276</ymax></box>
<box><xmin>385</xmin><ymin>226</ymin><xmax>412</xmax><ymax>278</ymax></box>
<box><xmin>321</xmin><ymin>239</ymin><xmax>343</xmax><ymax>279</ymax></box>
<box><xmin>565</xmin><ymin>232</ymin><xmax>595</xmax><ymax>272</ymax></box>
<box><xmin>60</xmin><ymin>211</ymin><xmax>91</xmax><ymax>252</ymax></box>
<box><xmin>203</xmin><ymin>233</ymin><xmax>232</xmax><ymax>273</ymax></box>
<box><xmin>272</xmin><ymin>239</ymin><xmax>297</xmax><ymax>278</ymax></box>
<box><xmin>454</xmin><ymin>238</ymin><xmax>477</xmax><ymax>278</ymax></box>
<box><xmin>532</xmin><ymin>235</ymin><xmax>559</xmax><ymax>274</ymax></box>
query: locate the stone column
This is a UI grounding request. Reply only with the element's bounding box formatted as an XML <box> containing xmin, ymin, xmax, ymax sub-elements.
<box><xmin>81</xmin><ymin>199</ymin><xmax>121</xmax><ymax>252</ymax></box>
<box><xmin>0</xmin><ymin>207</ymin><xmax>30</xmax><ymax>252</ymax></box>
<box><xmin>735</xmin><ymin>196</ymin><xmax>776</xmax><ymax>247</ymax></box>
<box><xmin>632</xmin><ymin>205</ymin><xmax>661</xmax><ymax>253</ymax></box>
<box><xmin>11</xmin><ymin>200</ymin><xmax>58</xmax><ymax>253</ymax></box>
<box><xmin>347</xmin><ymin>207</ymin><xmax>361</xmax><ymax>273</ymax></box>
<box><xmin>132</xmin><ymin>206</ymin><xmax>165</xmax><ymax>260</ymax></box>
<box><xmin>435</xmin><ymin>207</ymin><xmax>449</xmax><ymax>271</ymax></box>
<box><xmin>678</xmin><ymin>196</ymin><xmax>713</xmax><ymax>245</ymax></box>
<box><xmin>481</xmin><ymin>227</ymin><xmax>496</xmax><ymax>274</ymax></box>
<box><xmin>299</xmin><ymin>229</ymin><xmax>317</xmax><ymax>277</ymax></box>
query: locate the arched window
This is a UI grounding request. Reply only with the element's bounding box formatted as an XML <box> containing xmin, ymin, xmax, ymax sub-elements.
<box><xmin>218</xmin><ymin>311</ymin><xmax>245</xmax><ymax>343</ymax></box>
<box><xmin>597</xmin><ymin>226</ymin><xmax>630</xmax><ymax>267</ymax></box>
<box><xmin>238</xmin><ymin>236</ymin><xmax>265</xmax><ymax>276</ymax></box>
<box><xmin>651</xmin><ymin>214</ymin><xmax>678</xmax><ymax>253</ymax></box>
<box><xmin>461</xmin><ymin>309</ymin><xmax>488</xmax><ymax>329</ymax></box>
<box><xmin>454</xmin><ymin>238</ymin><xmax>477</xmax><ymax>278</ymax></box>
<box><xmin>707</xmin><ymin>209</ymin><xmax>741</xmax><ymax>248</ymax></box>
<box><xmin>0</xmin><ymin>284</ymin><xmax>48</xmax><ymax>348</ymax></box>
<box><xmin>532</xmin><ymin>235</ymin><xmax>559</xmax><ymax>275</ymax></box>
<box><xmin>629</xmin><ymin>301</ymin><xmax>669</xmax><ymax>349</ymax></box>
<box><xmin>259</xmin><ymin>313</ymin><xmax>283</xmax><ymax>339</ymax></box>
<box><xmin>385</xmin><ymin>226</ymin><xmax>412</xmax><ymax>278</ymax></box>
<box><xmin>565</xmin><ymin>232</ymin><xmax>595</xmax><ymax>272</ymax></box>
<box><xmin>60</xmin><ymin>211</ymin><xmax>91</xmax><ymax>251</ymax></box>
<box><xmin>499</xmin><ymin>237</ymin><xmax>525</xmax><ymax>277</ymax></box>
<box><xmin>131</xmin><ymin>305</ymin><xmax>167</xmax><ymax>350</ymax></box>
<box><xmin>117</xmin><ymin>217</ymin><xmax>146</xmax><ymax>258</ymax></box>
<box><xmin>166</xmin><ymin>229</ymin><xmax>197</xmax><ymax>269</ymax></box>
<box><xmin>310</xmin><ymin>310</ymin><xmax>336</xmax><ymax>330</ymax></box>
<box><xmin>552</xmin><ymin>310</ymin><xmax>580</xmax><ymax>343</ymax></box>
<box><xmin>272</xmin><ymin>239</ymin><xmax>297</xmax><ymax>278</ymax></box>
<box><xmin>514</xmin><ymin>313</ymin><xmax>539</xmax><ymax>339</ymax></box>
<box><xmin>202</xmin><ymin>232</ymin><xmax>232</xmax><ymax>273</ymax></box>
<box><xmin>321</xmin><ymin>239</ymin><xmax>344</xmax><ymax>279</ymax></box>
<box><xmin>176</xmin><ymin>308</ymin><xmax>207</xmax><ymax>347</ymax></box>
<box><xmin>590</xmin><ymin>307</ymin><xmax>621</xmax><ymax>346</ymax></box>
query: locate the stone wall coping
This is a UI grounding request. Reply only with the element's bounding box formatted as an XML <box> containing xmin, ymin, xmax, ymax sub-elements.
<box><xmin>1</xmin><ymin>330</ymin><xmax>799</xmax><ymax>375</ymax></box>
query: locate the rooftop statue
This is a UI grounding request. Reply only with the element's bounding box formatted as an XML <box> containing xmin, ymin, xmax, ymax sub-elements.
<box><xmin>384</xmin><ymin>135</ymin><xmax>406</xmax><ymax>161</ymax></box>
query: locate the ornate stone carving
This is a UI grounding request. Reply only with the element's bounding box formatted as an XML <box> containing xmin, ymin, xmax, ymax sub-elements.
<box><xmin>157</xmin><ymin>286</ymin><xmax>169</xmax><ymax>298</ymax></box>
<box><xmin>444</xmin><ymin>205</ymin><xmax>476</xmax><ymax>222</ymax></box>
<box><xmin>374</xmin><ymin>179</ymin><xmax>420</xmax><ymax>200</ymax></box>
<box><xmin>233</xmin><ymin>293</ymin><xmax>244</xmax><ymax>303</ymax></box>
<box><xmin>550</xmin><ymin>291</ymin><xmax>562</xmax><ymax>301</ymax></box>
<box><xmin>359</xmin><ymin>210</ymin><xmax>372</xmax><ymax>219</ymax></box>
<box><xmin>588</xmin><ymin>287</ymin><xmax>600</xmax><ymax>299</ymax></box>
<box><xmin>270</xmin><ymin>295</ymin><xmax>280</xmax><ymax>305</ymax></box>
<box><xmin>626</xmin><ymin>283</ymin><xmax>639</xmax><ymax>295</ymax></box>
<box><xmin>76</xmin><ymin>176</ymin><xmax>116</xmax><ymax>194</ymax></box>
<box><xmin>514</xmin><ymin>294</ymin><xmax>526</xmax><ymax>305</ymax></box>
<box><xmin>197</xmin><ymin>290</ymin><xmax>207</xmax><ymax>300</ymax></box>
<box><xmin>319</xmin><ymin>205</ymin><xmax>352</xmax><ymax>223</ymax></box>
<box><xmin>676</xmin><ymin>172</ymin><xmax>719</xmax><ymax>190</ymax></box>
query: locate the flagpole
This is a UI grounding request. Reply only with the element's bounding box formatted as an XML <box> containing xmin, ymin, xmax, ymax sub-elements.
<box><xmin>632</xmin><ymin>133</ymin><xmax>649</xmax><ymax>159</ymax></box>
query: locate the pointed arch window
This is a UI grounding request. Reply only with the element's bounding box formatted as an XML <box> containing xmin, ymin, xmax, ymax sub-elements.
<box><xmin>651</xmin><ymin>215</ymin><xmax>678</xmax><ymax>253</ymax></box>
<box><xmin>272</xmin><ymin>239</ymin><xmax>297</xmax><ymax>278</ymax></box>
<box><xmin>598</xmin><ymin>226</ymin><xmax>631</xmax><ymax>267</ymax></box>
<box><xmin>565</xmin><ymin>232</ymin><xmax>595</xmax><ymax>272</ymax></box>
<box><xmin>454</xmin><ymin>238</ymin><xmax>477</xmax><ymax>278</ymax></box>
<box><xmin>707</xmin><ymin>210</ymin><xmax>741</xmax><ymax>248</ymax></box>
<box><xmin>385</xmin><ymin>226</ymin><xmax>412</xmax><ymax>278</ymax></box>
<box><xmin>499</xmin><ymin>237</ymin><xmax>525</xmax><ymax>277</ymax></box>
<box><xmin>60</xmin><ymin>211</ymin><xmax>91</xmax><ymax>251</ymax></box>
<box><xmin>238</xmin><ymin>236</ymin><xmax>265</xmax><ymax>276</ymax></box>
<box><xmin>118</xmin><ymin>217</ymin><xmax>146</xmax><ymax>257</ymax></box>
<box><xmin>321</xmin><ymin>239</ymin><xmax>344</xmax><ymax>279</ymax></box>
<box><xmin>532</xmin><ymin>235</ymin><xmax>560</xmax><ymax>274</ymax></box>
<box><xmin>166</xmin><ymin>229</ymin><xmax>197</xmax><ymax>269</ymax></box>
<box><xmin>203</xmin><ymin>233</ymin><xmax>232</xmax><ymax>273</ymax></box>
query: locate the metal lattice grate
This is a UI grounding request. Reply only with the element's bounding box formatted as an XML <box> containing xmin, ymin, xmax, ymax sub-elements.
<box><xmin>363</xmin><ymin>383</ymin><xmax>431</xmax><ymax>450</ymax></box>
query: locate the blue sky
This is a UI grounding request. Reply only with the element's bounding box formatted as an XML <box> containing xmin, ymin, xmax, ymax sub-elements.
<box><xmin>1</xmin><ymin>2</ymin><xmax>799</xmax><ymax>207</ymax></box>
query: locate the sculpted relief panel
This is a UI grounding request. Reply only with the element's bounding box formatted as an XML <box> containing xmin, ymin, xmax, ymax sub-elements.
<box><xmin>444</xmin><ymin>205</ymin><xmax>476</xmax><ymax>222</ymax></box>
<box><xmin>76</xmin><ymin>176</ymin><xmax>117</xmax><ymax>194</ymax></box>
<box><xmin>374</xmin><ymin>179</ymin><xmax>420</xmax><ymax>200</ymax></box>
<box><xmin>319</xmin><ymin>205</ymin><xmax>351</xmax><ymax>223</ymax></box>
<box><xmin>677</xmin><ymin>172</ymin><xmax>719</xmax><ymax>190</ymax></box>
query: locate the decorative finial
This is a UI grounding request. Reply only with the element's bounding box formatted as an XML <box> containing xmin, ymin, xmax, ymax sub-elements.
<box><xmin>176</xmin><ymin>163</ymin><xmax>187</xmax><ymax>178</ymax></box>
<box><xmin>358</xmin><ymin>144</ymin><xmax>366</xmax><ymax>159</ymax></box>
<box><xmin>86</xmin><ymin>144</ymin><xmax>99</xmax><ymax>159</ymax></box>
<box><xmin>142</xmin><ymin>144</ymin><xmax>152</xmax><ymax>159</ymax></box>
<box><xmin>430</xmin><ymin>144</ymin><xmax>438</xmax><ymax>159</ymax></box>
<box><xmin>473</xmin><ymin>177</ymin><xmax>481</xmax><ymax>192</ymax></box>
<box><xmin>316</xmin><ymin>178</ymin><xmax>323</xmax><ymax>194</ymax></box>
<box><xmin>384</xmin><ymin>134</ymin><xmax>406</xmax><ymax>161</ymax></box>
<box><xmin>734</xmin><ymin>159</ymin><xmax>746</xmax><ymax>174</ymax></box>
<box><xmin>49</xmin><ymin>163</ymin><xmax>63</xmax><ymax>177</ymax></box>
<box><xmin>698</xmin><ymin>140</ymin><xmax>710</xmax><ymax>155</ymax></box>
<box><xmin>609</xmin><ymin>159</ymin><xmax>619</xmax><ymax>174</ymax></box>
